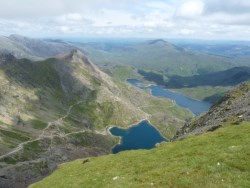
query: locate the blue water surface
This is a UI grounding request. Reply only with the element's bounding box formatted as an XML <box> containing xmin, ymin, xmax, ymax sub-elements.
<box><xmin>127</xmin><ymin>79</ymin><xmax>211</xmax><ymax>115</ymax></box>
<box><xmin>110</xmin><ymin>120</ymin><xmax>166</xmax><ymax>154</ymax></box>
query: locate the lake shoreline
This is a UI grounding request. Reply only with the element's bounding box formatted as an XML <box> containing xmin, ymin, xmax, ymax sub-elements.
<box><xmin>109</xmin><ymin>120</ymin><xmax>166</xmax><ymax>154</ymax></box>
<box><xmin>127</xmin><ymin>78</ymin><xmax>211</xmax><ymax>115</ymax></box>
<box><xmin>107</xmin><ymin>118</ymin><xmax>150</xmax><ymax>146</ymax></box>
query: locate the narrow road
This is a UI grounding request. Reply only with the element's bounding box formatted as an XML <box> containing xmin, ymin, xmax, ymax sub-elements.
<box><xmin>0</xmin><ymin>100</ymin><xmax>85</xmax><ymax>160</ymax></box>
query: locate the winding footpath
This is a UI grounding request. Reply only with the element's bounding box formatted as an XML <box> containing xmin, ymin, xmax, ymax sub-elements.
<box><xmin>0</xmin><ymin>100</ymin><xmax>88</xmax><ymax>160</ymax></box>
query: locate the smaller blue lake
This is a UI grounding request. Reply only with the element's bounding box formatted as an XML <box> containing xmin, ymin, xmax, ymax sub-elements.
<box><xmin>127</xmin><ymin>79</ymin><xmax>211</xmax><ymax>115</ymax></box>
<box><xmin>110</xmin><ymin>120</ymin><xmax>166</xmax><ymax>154</ymax></box>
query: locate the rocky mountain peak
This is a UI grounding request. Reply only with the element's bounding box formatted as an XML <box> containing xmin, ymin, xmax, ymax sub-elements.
<box><xmin>70</xmin><ymin>49</ymin><xmax>90</xmax><ymax>62</ymax></box>
<box><xmin>148</xmin><ymin>39</ymin><xmax>167</xmax><ymax>45</ymax></box>
<box><xmin>57</xmin><ymin>49</ymin><xmax>94</xmax><ymax>69</ymax></box>
<box><xmin>70</xmin><ymin>49</ymin><xmax>81</xmax><ymax>56</ymax></box>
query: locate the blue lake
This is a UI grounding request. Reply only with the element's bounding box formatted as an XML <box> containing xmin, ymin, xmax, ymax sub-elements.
<box><xmin>109</xmin><ymin>79</ymin><xmax>211</xmax><ymax>154</ymax></box>
<box><xmin>110</xmin><ymin>120</ymin><xmax>166</xmax><ymax>154</ymax></box>
<box><xmin>127</xmin><ymin>79</ymin><xmax>211</xmax><ymax>116</ymax></box>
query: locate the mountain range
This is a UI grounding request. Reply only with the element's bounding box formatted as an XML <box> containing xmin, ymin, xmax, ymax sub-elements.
<box><xmin>0</xmin><ymin>35</ymin><xmax>75</xmax><ymax>60</ymax></box>
<box><xmin>0</xmin><ymin>35</ymin><xmax>249</xmax><ymax>187</ymax></box>
<box><xmin>76</xmin><ymin>39</ymin><xmax>242</xmax><ymax>76</ymax></box>
<box><xmin>75</xmin><ymin>39</ymin><xmax>250</xmax><ymax>103</ymax></box>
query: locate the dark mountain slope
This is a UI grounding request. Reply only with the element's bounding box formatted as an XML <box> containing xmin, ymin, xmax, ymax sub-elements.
<box><xmin>175</xmin><ymin>82</ymin><xmax>250</xmax><ymax>139</ymax></box>
<box><xmin>166</xmin><ymin>67</ymin><xmax>250</xmax><ymax>88</ymax></box>
<box><xmin>139</xmin><ymin>66</ymin><xmax>250</xmax><ymax>88</ymax></box>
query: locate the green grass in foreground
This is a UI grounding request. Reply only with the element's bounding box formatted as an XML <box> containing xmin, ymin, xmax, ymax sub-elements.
<box><xmin>30</xmin><ymin>122</ymin><xmax>250</xmax><ymax>188</ymax></box>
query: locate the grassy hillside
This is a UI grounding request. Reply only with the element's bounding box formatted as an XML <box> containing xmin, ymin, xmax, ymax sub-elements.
<box><xmin>172</xmin><ymin>86</ymin><xmax>229</xmax><ymax>103</ymax></box>
<box><xmin>31</xmin><ymin>121</ymin><xmax>250</xmax><ymax>188</ymax></box>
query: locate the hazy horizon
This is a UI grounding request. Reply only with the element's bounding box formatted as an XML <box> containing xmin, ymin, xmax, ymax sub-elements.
<box><xmin>0</xmin><ymin>0</ymin><xmax>250</xmax><ymax>40</ymax></box>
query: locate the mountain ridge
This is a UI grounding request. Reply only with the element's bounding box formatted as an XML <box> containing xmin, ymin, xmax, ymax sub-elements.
<box><xmin>0</xmin><ymin>35</ymin><xmax>76</xmax><ymax>60</ymax></box>
<box><xmin>76</xmin><ymin>38</ymin><xmax>239</xmax><ymax>77</ymax></box>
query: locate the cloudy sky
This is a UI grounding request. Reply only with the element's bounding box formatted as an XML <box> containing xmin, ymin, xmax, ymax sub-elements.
<box><xmin>0</xmin><ymin>0</ymin><xmax>250</xmax><ymax>40</ymax></box>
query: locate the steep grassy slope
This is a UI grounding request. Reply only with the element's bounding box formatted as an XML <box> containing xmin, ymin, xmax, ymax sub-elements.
<box><xmin>30</xmin><ymin>121</ymin><xmax>250</xmax><ymax>188</ymax></box>
<box><xmin>0</xmin><ymin>50</ymin><xmax>192</xmax><ymax>187</ymax></box>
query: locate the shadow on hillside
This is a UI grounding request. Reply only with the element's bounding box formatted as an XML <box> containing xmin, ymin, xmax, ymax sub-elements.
<box><xmin>139</xmin><ymin>67</ymin><xmax>250</xmax><ymax>88</ymax></box>
<box><xmin>0</xmin><ymin>56</ymin><xmax>96</xmax><ymax>129</ymax></box>
<box><xmin>1</xmin><ymin>57</ymin><xmax>93</xmax><ymax>100</ymax></box>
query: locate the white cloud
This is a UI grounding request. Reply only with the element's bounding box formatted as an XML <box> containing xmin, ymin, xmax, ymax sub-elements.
<box><xmin>91</xmin><ymin>9</ymin><xmax>138</xmax><ymax>27</ymax></box>
<box><xmin>204</xmin><ymin>0</ymin><xmax>250</xmax><ymax>14</ymax></box>
<box><xmin>175</xmin><ymin>0</ymin><xmax>204</xmax><ymax>18</ymax></box>
<box><xmin>60</xmin><ymin>14</ymin><xmax>83</xmax><ymax>22</ymax></box>
<box><xmin>205</xmin><ymin>12</ymin><xmax>250</xmax><ymax>25</ymax></box>
<box><xmin>179</xmin><ymin>29</ymin><xmax>195</xmax><ymax>35</ymax></box>
<box><xmin>0</xmin><ymin>0</ymin><xmax>249</xmax><ymax>39</ymax></box>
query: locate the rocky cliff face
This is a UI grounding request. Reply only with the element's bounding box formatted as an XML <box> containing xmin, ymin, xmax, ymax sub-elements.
<box><xmin>175</xmin><ymin>82</ymin><xmax>250</xmax><ymax>139</ymax></box>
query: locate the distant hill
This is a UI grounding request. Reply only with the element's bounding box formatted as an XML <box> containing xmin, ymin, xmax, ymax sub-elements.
<box><xmin>177</xmin><ymin>41</ymin><xmax>250</xmax><ymax>58</ymax></box>
<box><xmin>0</xmin><ymin>35</ymin><xmax>76</xmax><ymax>60</ymax></box>
<box><xmin>76</xmin><ymin>39</ymin><xmax>250</xmax><ymax>104</ymax></box>
<box><xmin>77</xmin><ymin>39</ymin><xmax>239</xmax><ymax>77</ymax></box>
<box><xmin>139</xmin><ymin>66</ymin><xmax>250</xmax><ymax>88</ymax></box>
<box><xmin>0</xmin><ymin>50</ymin><xmax>192</xmax><ymax>187</ymax></box>
<box><xmin>138</xmin><ymin>67</ymin><xmax>250</xmax><ymax>103</ymax></box>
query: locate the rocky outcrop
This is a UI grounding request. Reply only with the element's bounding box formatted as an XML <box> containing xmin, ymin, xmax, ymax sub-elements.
<box><xmin>174</xmin><ymin>82</ymin><xmax>250</xmax><ymax>139</ymax></box>
<box><xmin>0</xmin><ymin>132</ymin><xmax>115</xmax><ymax>188</ymax></box>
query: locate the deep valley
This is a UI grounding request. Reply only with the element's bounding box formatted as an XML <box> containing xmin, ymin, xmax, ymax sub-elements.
<box><xmin>0</xmin><ymin>35</ymin><xmax>249</xmax><ymax>188</ymax></box>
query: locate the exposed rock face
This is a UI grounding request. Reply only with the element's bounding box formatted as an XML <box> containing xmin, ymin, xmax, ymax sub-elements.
<box><xmin>0</xmin><ymin>35</ymin><xmax>76</xmax><ymax>60</ymax></box>
<box><xmin>175</xmin><ymin>82</ymin><xmax>250</xmax><ymax>139</ymax></box>
<box><xmin>0</xmin><ymin>134</ymin><xmax>114</xmax><ymax>188</ymax></box>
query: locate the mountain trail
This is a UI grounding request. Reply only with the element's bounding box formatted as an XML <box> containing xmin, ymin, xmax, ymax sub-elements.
<box><xmin>0</xmin><ymin>100</ymin><xmax>86</xmax><ymax>160</ymax></box>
